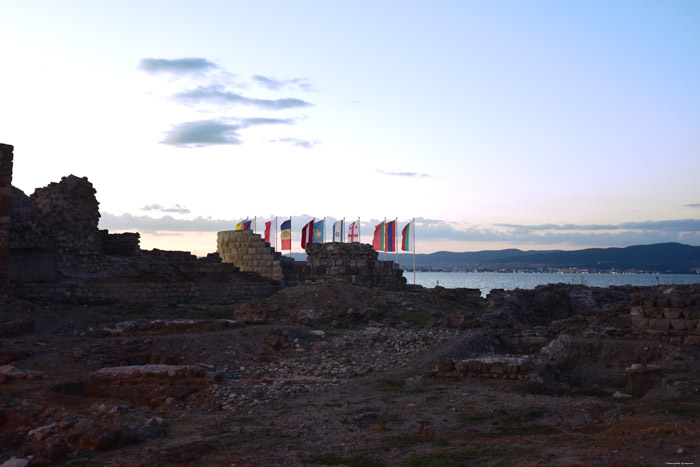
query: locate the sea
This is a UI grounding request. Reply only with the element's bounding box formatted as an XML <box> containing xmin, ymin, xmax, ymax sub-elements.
<box><xmin>410</xmin><ymin>272</ymin><xmax>700</xmax><ymax>297</ymax></box>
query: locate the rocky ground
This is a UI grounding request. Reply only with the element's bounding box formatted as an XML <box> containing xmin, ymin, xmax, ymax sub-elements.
<box><xmin>1</xmin><ymin>281</ymin><xmax>699</xmax><ymax>466</ymax></box>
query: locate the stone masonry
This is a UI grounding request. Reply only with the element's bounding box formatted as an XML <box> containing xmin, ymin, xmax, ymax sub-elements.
<box><xmin>630</xmin><ymin>285</ymin><xmax>700</xmax><ymax>346</ymax></box>
<box><xmin>9</xmin><ymin>174</ymin><xmax>281</xmax><ymax>304</ymax></box>
<box><xmin>217</xmin><ymin>230</ymin><xmax>284</xmax><ymax>281</ymax></box>
<box><xmin>0</xmin><ymin>144</ymin><xmax>13</xmax><ymax>301</ymax></box>
<box><xmin>296</xmin><ymin>242</ymin><xmax>406</xmax><ymax>290</ymax></box>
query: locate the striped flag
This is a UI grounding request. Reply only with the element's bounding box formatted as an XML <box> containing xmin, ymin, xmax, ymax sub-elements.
<box><xmin>372</xmin><ymin>221</ymin><xmax>385</xmax><ymax>251</ymax></box>
<box><xmin>333</xmin><ymin>220</ymin><xmax>344</xmax><ymax>242</ymax></box>
<box><xmin>280</xmin><ymin>219</ymin><xmax>291</xmax><ymax>250</ymax></box>
<box><xmin>301</xmin><ymin>220</ymin><xmax>314</xmax><ymax>249</ymax></box>
<box><xmin>401</xmin><ymin>222</ymin><xmax>411</xmax><ymax>251</ymax></box>
<box><xmin>385</xmin><ymin>220</ymin><xmax>396</xmax><ymax>252</ymax></box>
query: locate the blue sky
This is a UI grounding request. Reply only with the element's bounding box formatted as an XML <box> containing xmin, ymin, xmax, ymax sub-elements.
<box><xmin>1</xmin><ymin>1</ymin><xmax>699</xmax><ymax>254</ymax></box>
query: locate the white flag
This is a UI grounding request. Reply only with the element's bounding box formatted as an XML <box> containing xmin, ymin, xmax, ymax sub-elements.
<box><xmin>348</xmin><ymin>221</ymin><xmax>359</xmax><ymax>243</ymax></box>
<box><xmin>333</xmin><ymin>220</ymin><xmax>344</xmax><ymax>242</ymax></box>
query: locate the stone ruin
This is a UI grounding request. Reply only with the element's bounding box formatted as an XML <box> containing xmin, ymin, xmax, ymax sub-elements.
<box><xmin>0</xmin><ymin>144</ymin><xmax>13</xmax><ymax>302</ymax></box>
<box><xmin>8</xmin><ymin>173</ymin><xmax>280</xmax><ymax>304</ymax></box>
<box><xmin>215</xmin><ymin>230</ymin><xmax>407</xmax><ymax>290</ymax></box>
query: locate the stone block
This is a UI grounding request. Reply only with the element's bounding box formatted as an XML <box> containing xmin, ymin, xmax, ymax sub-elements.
<box><xmin>648</xmin><ymin>318</ymin><xmax>670</xmax><ymax>330</ymax></box>
<box><xmin>663</xmin><ymin>308</ymin><xmax>682</xmax><ymax>319</ymax></box>
<box><xmin>630</xmin><ymin>315</ymin><xmax>649</xmax><ymax>328</ymax></box>
<box><xmin>670</xmin><ymin>319</ymin><xmax>687</xmax><ymax>330</ymax></box>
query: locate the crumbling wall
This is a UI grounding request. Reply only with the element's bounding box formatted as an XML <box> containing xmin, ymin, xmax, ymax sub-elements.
<box><xmin>217</xmin><ymin>230</ymin><xmax>283</xmax><ymax>280</ymax></box>
<box><xmin>0</xmin><ymin>144</ymin><xmax>13</xmax><ymax>301</ymax></box>
<box><xmin>630</xmin><ymin>285</ymin><xmax>700</xmax><ymax>345</ymax></box>
<box><xmin>294</xmin><ymin>242</ymin><xmax>406</xmax><ymax>290</ymax></box>
<box><xmin>8</xmin><ymin>174</ymin><xmax>281</xmax><ymax>304</ymax></box>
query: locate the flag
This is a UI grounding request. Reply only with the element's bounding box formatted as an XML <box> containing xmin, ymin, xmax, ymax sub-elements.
<box><xmin>280</xmin><ymin>220</ymin><xmax>291</xmax><ymax>250</ymax></box>
<box><xmin>236</xmin><ymin>221</ymin><xmax>243</xmax><ymax>230</ymax></box>
<box><xmin>385</xmin><ymin>220</ymin><xmax>396</xmax><ymax>252</ymax></box>
<box><xmin>264</xmin><ymin>221</ymin><xmax>272</xmax><ymax>243</ymax></box>
<box><xmin>243</xmin><ymin>220</ymin><xmax>252</xmax><ymax>231</ymax></box>
<box><xmin>402</xmin><ymin>222</ymin><xmax>411</xmax><ymax>251</ymax></box>
<box><xmin>372</xmin><ymin>221</ymin><xmax>385</xmax><ymax>251</ymax></box>
<box><xmin>301</xmin><ymin>220</ymin><xmax>314</xmax><ymax>249</ymax></box>
<box><xmin>313</xmin><ymin>219</ymin><xmax>325</xmax><ymax>243</ymax></box>
<box><xmin>348</xmin><ymin>221</ymin><xmax>359</xmax><ymax>243</ymax></box>
<box><xmin>333</xmin><ymin>220</ymin><xmax>344</xmax><ymax>242</ymax></box>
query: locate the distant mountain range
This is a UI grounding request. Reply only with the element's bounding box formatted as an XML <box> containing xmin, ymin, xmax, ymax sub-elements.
<box><xmin>292</xmin><ymin>243</ymin><xmax>700</xmax><ymax>273</ymax></box>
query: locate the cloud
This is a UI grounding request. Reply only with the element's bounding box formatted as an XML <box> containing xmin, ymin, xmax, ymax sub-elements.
<box><xmin>161</xmin><ymin>118</ymin><xmax>293</xmax><ymax>147</ymax></box>
<box><xmin>99</xmin><ymin>213</ymin><xmax>700</xmax><ymax>248</ymax></box>
<box><xmin>174</xmin><ymin>85</ymin><xmax>312</xmax><ymax>110</ymax></box>
<box><xmin>496</xmin><ymin>219</ymin><xmax>700</xmax><ymax>233</ymax></box>
<box><xmin>138</xmin><ymin>57</ymin><xmax>217</xmax><ymax>74</ymax></box>
<box><xmin>269</xmin><ymin>138</ymin><xmax>320</xmax><ymax>149</ymax></box>
<box><xmin>141</xmin><ymin>204</ymin><xmax>191</xmax><ymax>214</ymax></box>
<box><xmin>685</xmin><ymin>203</ymin><xmax>700</xmax><ymax>208</ymax></box>
<box><xmin>376</xmin><ymin>169</ymin><xmax>431</xmax><ymax>178</ymax></box>
<box><xmin>252</xmin><ymin>75</ymin><xmax>315</xmax><ymax>91</ymax></box>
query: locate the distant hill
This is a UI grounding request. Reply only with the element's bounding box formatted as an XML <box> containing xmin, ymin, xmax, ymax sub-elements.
<box><xmin>286</xmin><ymin>243</ymin><xmax>700</xmax><ymax>273</ymax></box>
<box><xmin>392</xmin><ymin>242</ymin><xmax>700</xmax><ymax>273</ymax></box>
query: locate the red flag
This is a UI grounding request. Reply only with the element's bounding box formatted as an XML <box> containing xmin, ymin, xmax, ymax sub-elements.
<box><xmin>301</xmin><ymin>220</ymin><xmax>314</xmax><ymax>249</ymax></box>
<box><xmin>264</xmin><ymin>221</ymin><xmax>272</xmax><ymax>243</ymax></box>
<box><xmin>372</xmin><ymin>222</ymin><xmax>384</xmax><ymax>250</ymax></box>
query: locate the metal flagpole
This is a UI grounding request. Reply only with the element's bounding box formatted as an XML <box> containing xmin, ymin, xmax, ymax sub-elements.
<box><xmin>358</xmin><ymin>217</ymin><xmax>361</xmax><ymax>244</ymax></box>
<box><xmin>413</xmin><ymin>218</ymin><xmax>416</xmax><ymax>285</ymax></box>
<box><xmin>383</xmin><ymin>217</ymin><xmax>387</xmax><ymax>261</ymax></box>
<box><xmin>289</xmin><ymin>216</ymin><xmax>292</xmax><ymax>257</ymax></box>
<box><xmin>275</xmin><ymin>216</ymin><xmax>278</xmax><ymax>251</ymax></box>
<box><xmin>323</xmin><ymin>216</ymin><xmax>326</xmax><ymax>243</ymax></box>
<box><xmin>343</xmin><ymin>217</ymin><xmax>345</xmax><ymax>243</ymax></box>
<box><xmin>395</xmin><ymin>217</ymin><xmax>398</xmax><ymax>263</ymax></box>
<box><xmin>254</xmin><ymin>216</ymin><xmax>257</xmax><ymax>234</ymax></box>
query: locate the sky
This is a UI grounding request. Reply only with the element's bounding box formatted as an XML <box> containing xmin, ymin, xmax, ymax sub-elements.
<box><xmin>2</xmin><ymin>0</ymin><xmax>699</xmax><ymax>255</ymax></box>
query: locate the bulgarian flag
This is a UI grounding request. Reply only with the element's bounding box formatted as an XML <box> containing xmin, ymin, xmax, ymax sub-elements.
<box><xmin>401</xmin><ymin>222</ymin><xmax>412</xmax><ymax>251</ymax></box>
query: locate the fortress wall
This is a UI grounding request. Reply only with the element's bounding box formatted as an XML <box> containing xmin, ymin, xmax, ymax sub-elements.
<box><xmin>217</xmin><ymin>230</ymin><xmax>284</xmax><ymax>281</ymax></box>
<box><xmin>0</xmin><ymin>144</ymin><xmax>13</xmax><ymax>301</ymax></box>
<box><xmin>297</xmin><ymin>242</ymin><xmax>406</xmax><ymax>290</ymax></box>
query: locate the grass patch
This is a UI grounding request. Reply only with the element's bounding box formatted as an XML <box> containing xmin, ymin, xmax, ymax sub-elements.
<box><xmin>323</xmin><ymin>400</ymin><xmax>343</xmax><ymax>408</ymax></box>
<box><xmin>303</xmin><ymin>453</ymin><xmax>383</xmax><ymax>466</ymax></box>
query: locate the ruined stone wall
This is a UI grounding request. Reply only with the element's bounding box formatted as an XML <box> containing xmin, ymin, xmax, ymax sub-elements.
<box><xmin>8</xmin><ymin>174</ymin><xmax>282</xmax><ymax>304</ymax></box>
<box><xmin>294</xmin><ymin>242</ymin><xmax>406</xmax><ymax>290</ymax></box>
<box><xmin>0</xmin><ymin>144</ymin><xmax>13</xmax><ymax>301</ymax></box>
<box><xmin>11</xmin><ymin>251</ymin><xmax>279</xmax><ymax>304</ymax></box>
<box><xmin>217</xmin><ymin>230</ymin><xmax>283</xmax><ymax>281</ymax></box>
<box><xmin>429</xmin><ymin>356</ymin><xmax>535</xmax><ymax>381</ymax></box>
<box><xmin>630</xmin><ymin>285</ymin><xmax>700</xmax><ymax>345</ymax></box>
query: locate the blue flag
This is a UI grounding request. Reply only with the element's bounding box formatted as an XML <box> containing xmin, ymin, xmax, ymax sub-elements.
<box><xmin>313</xmin><ymin>219</ymin><xmax>325</xmax><ymax>243</ymax></box>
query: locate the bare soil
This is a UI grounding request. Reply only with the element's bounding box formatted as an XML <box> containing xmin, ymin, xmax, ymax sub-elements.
<box><xmin>1</xmin><ymin>283</ymin><xmax>699</xmax><ymax>466</ymax></box>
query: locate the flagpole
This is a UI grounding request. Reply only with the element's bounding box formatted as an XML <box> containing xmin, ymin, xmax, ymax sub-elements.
<box><xmin>254</xmin><ymin>216</ymin><xmax>257</xmax><ymax>234</ymax></box>
<box><xmin>358</xmin><ymin>217</ymin><xmax>361</xmax><ymax>244</ymax></box>
<box><xmin>275</xmin><ymin>216</ymin><xmax>278</xmax><ymax>251</ymax></box>
<box><xmin>323</xmin><ymin>216</ymin><xmax>326</xmax><ymax>243</ymax></box>
<box><xmin>383</xmin><ymin>217</ymin><xmax>387</xmax><ymax>261</ymax></box>
<box><xmin>289</xmin><ymin>216</ymin><xmax>292</xmax><ymax>257</ymax></box>
<box><xmin>343</xmin><ymin>217</ymin><xmax>345</xmax><ymax>243</ymax></box>
<box><xmin>413</xmin><ymin>217</ymin><xmax>416</xmax><ymax>285</ymax></box>
<box><xmin>395</xmin><ymin>217</ymin><xmax>398</xmax><ymax>263</ymax></box>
